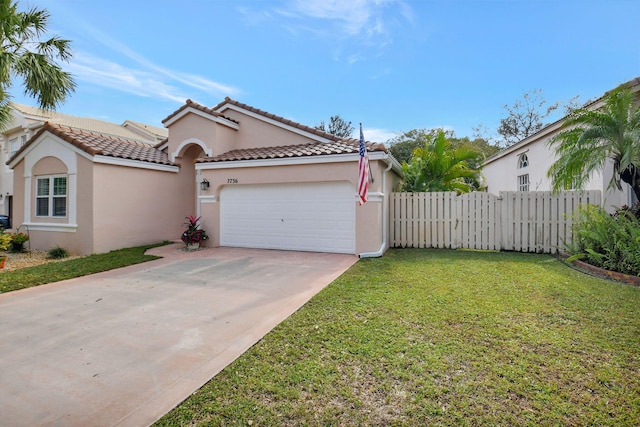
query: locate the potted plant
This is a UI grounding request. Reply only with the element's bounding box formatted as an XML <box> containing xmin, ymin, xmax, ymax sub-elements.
<box><xmin>181</xmin><ymin>215</ymin><xmax>208</xmax><ymax>250</ymax></box>
<box><xmin>9</xmin><ymin>232</ymin><xmax>29</xmax><ymax>253</ymax></box>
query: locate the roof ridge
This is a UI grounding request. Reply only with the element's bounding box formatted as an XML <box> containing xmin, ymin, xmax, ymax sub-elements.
<box><xmin>162</xmin><ymin>99</ymin><xmax>239</xmax><ymax>125</ymax></box>
<box><xmin>213</xmin><ymin>98</ymin><xmax>343</xmax><ymax>142</ymax></box>
<box><xmin>50</xmin><ymin>122</ymin><xmax>155</xmax><ymax>146</ymax></box>
<box><xmin>197</xmin><ymin>139</ymin><xmax>386</xmax><ymax>164</ymax></box>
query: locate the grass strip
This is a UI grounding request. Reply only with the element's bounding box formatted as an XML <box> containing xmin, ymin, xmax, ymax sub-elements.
<box><xmin>0</xmin><ymin>242</ymin><xmax>167</xmax><ymax>294</ymax></box>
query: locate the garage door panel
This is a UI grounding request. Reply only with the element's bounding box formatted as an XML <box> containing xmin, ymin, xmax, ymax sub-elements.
<box><xmin>220</xmin><ymin>182</ymin><xmax>355</xmax><ymax>253</ymax></box>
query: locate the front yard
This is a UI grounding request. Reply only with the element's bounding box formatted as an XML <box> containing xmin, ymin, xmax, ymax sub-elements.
<box><xmin>156</xmin><ymin>249</ymin><xmax>640</xmax><ymax>426</ymax></box>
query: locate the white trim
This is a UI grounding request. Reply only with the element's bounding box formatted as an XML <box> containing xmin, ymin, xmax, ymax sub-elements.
<box><xmin>163</xmin><ymin>106</ymin><xmax>240</xmax><ymax>129</ymax></box>
<box><xmin>170</xmin><ymin>138</ymin><xmax>212</xmax><ymax>163</ymax></box>
<box><xmin>199</xmin><ymin>195</ymin><xmax>217</xmax><ymax>203</ymax></box>
<box><xmin>11</xmin><ymin>132</ymin><xmax>89</xmax><ymax>168</ymax></box>
<box><xmin>22</xmin><ymin>135</ymin><xmax>77</xmax><ymax>227</ymax></box>
<box><xmin>35</xmin><ymin>174</ymin><xmax>68</xmax><ymax>218</ymax></box>
<box><xmin>196</xmin><ymin>151</ymin><xmax>393</xmax><ymax>170</ymax></box>
<box><xmin>22</xmin><ymin>222</ymin><xmax>77</xmax><ymax>232</ymax></box>
<box><xmin>215</xmin><ymin>103</ymin><xmax>334</xmax><ymax>143</ymax></box>
<box><xmin>93</xmin><ymin>155</ymin><xmax>179</xmax><ymax>172</ymax></box>
<box><xmin>355</xmin><ymin>192</ymin><xmax>383</xmax><ymax>202</ymax></box>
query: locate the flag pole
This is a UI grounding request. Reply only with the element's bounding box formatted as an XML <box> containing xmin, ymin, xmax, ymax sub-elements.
<box><xmin>360</xmin><ymin>124</ymin><xmax>374</xmax><ymax>183</ymax></box>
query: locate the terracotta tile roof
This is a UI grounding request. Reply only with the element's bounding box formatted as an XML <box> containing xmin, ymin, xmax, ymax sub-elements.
<box><xmin>11</xmin><ymin>103</ymin><xmax>164</xmax><ymax>144</ymax></box>
<box><xmin>212</xmin><ymin>97</ymin><xmax>342</xmax><ymax>142</ymax></box>
<box><xmin>161</xmin><ymin>99</ymin><xmax>239</xmax><ymax>125</ymax></box>
<box><xmin>122</xmin><ymin>120</ymin><xmax>168</xmax><ymax>140</ymax></box>
<box><xmin>197</xmin><ymin>139</ymin><xmax>387</xmax><ymax>163</ymax></box>
<box><xmin>10</xmin><ymin>122</ymin><xmax>173</xmax><ymax>166</ymax></box>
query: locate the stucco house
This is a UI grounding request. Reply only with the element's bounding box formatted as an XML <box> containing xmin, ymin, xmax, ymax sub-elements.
<box><xmin>0</xmin><ymin>103</ymin><xmax>167</xmax><ymax>228</ymax></box>
<box><xmin>482</xmin><ymin>77</ymin><xmax>640</xmax><ymax>212</ymax></box>
<box><xmin>6</xmin><ymin>98</ymin><xmax>402</xmax><ymax>256</ymax></box>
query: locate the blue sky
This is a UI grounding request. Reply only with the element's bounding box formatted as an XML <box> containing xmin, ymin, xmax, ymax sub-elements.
<box><xmin>12</xmin><ymin>0</ymin><xmax>640</xmax><ymax>144</ymax></box>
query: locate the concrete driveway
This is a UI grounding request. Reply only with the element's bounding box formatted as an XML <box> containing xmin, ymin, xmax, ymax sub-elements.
<box><xmin>0</xmin><ymin>244</ymin><xmax>357</xmax><ymax>426</ymax></box>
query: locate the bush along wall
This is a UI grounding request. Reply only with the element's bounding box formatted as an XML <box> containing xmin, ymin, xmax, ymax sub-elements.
<box><xmin>566</xmin><ymin>202</ymin><xmax>640</xmax><ymax>276</ymax></box>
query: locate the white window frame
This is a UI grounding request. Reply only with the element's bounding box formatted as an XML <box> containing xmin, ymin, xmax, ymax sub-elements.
<box><xmin>518</xmin><ymin>174</ymin><xmax>530</xmax><ymax>192</ymax></box>
<box><xmin>36</xmin><ymin>175</ymin><xmax>68</xmax><ymax>218</ymax></box>
<box><xmin>9</xmin><ymin>137</ymin><xmax>19</xmax><ymax>158</ymax></box>
<box><xmin>518</xmin><ymin>153</ymin><xmax>529</xmax><ymax>169</ymax></box>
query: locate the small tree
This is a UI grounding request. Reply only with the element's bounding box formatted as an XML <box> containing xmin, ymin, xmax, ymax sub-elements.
<box><xmin>401</xmin><ymin>129</ymin><xmax>484</xmax><ymax>193</ymax></box>
<box><xmin>389</xmin><ymin>128</ymin><xmax>499</xmax><ymax>167</ymax></box>
<box><xmin>315</xmin><ymin>115</ymin><xmax>354</xmax><ymax>138</ymax></box>
<box><xmin>0</xmin><ymin>0</ymin><xmax>76</xmax><ymax>130</ymax></box>
<box><xmin>388</xmin><ymin>128</ymin><xmax>442</xmax><ymax>164</ymax></box>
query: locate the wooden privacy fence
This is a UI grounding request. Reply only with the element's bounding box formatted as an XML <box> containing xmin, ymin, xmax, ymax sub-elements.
<box><xmin>390</xmin><ymin>191</ymin><xmax>602</xmax><ymax>254</ymax></box>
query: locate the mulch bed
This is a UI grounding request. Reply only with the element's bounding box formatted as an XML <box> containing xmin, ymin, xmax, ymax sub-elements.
<box><xmin>559</xmin><ymin>253</ymin><xmax>640</xmax><ymax>286</ymax></box>
<box><xmin>0</xmin><ymin>251</ymin><xmax>77</xmax><ymax>272</ymax></box>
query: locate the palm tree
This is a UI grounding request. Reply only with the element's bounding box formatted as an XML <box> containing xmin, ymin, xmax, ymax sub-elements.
<box><xmin>547</xmin><ymin>85</ymin><xmax>640</xmax><ymax>201</ymax></box>
<box><xmin>0</xmin><ymin>0</ymin><xmax>75</xmax><ymax>130</ymax></box>
<box><xmin>401</xmin><ymin>129</ymin><xmax>484</xmax><ymax>193</ymax></box>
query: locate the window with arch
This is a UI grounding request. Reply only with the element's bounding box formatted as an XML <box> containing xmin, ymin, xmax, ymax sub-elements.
<box><xmin>518</xmin><ymin>153</ymin><xmax>529</xmax><ymax>169</ymax></box>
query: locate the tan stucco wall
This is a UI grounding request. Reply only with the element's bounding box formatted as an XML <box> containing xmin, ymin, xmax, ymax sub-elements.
<box><xmin>10</xmin><ymin>161</ymin><xmax>25</xmax><ymax>232</ymax></box>
<box><xmin>91</xmin><ymin>163</ymin><xmax>188</xmax><ymax>254</ymax></box>
<box><xmin>165</xmin><ymin>114</ymin><xmax>223</xmax><ymax>158</ymax></box>
<box><xmin>14</xmin><ymin>152</ymin><xmax>94</xmax><ymax>255</ymax></box>
<box><xmin>220</xmin><ymin>108</ymin><xmax>327</xmax><ymax>149</ymax></box>
<box><xmin>198</xmin><ymin>157</ymin><xmax>401</xmax><ymax>255</ymax></box>
<box><xmin>11</xmin><ymin>135</ymin><xmax>190</xmax><ymax>255</ymax></box>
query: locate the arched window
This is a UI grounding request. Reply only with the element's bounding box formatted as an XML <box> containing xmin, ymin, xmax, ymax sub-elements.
<box><xmin>518</xmin><ymin>153</ymin><xmax>529</xmax><ymax>168</ymax></box>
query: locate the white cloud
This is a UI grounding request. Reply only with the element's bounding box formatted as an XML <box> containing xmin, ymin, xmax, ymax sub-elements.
<box><xmin>288</xmin><ymin>0</ymin><xmax>373</xmax><ymax>36</ymax></box>
<box><xmin>363</xmin><ymin>127</ymin><xmax>397</xmax><ymax>143</ymax></box>
<box><xmin>68</xmin><ymin>54</ymin><xmax>188</xmax><ymax>103</ymax></box>
<box><xmin>70</xmin><ymin>23</ymin><xmax>240</xmax><ymax>103</ymax></box>
<box><xmin>275</xmin><ymin>0</ymin><xmax>413</xmax><ymax>51</ymax></box>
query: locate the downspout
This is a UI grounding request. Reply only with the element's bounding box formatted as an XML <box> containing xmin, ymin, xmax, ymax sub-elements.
<box><xmin>359</xmin><ymin>158</ymin><xmax>394</xmax><ymax>258</ymax></box>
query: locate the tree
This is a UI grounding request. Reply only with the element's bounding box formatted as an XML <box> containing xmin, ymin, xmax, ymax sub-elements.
<box><xmin>388</xmin><ymin>128</ymin><xmax>442</xmax><ymax>164</ymax></box>
<box><xmin>547</xmin><ymin>85</ymin><xmax>640</xmax><ymax>201</ymax></box>
<box><xmin>497</xmin><ymin>89</ymin><xmax>559</xmax><ymax>146</ymax></box>
<box><xmin>315</xmin><ymin>115</ymin><xmax>354</xmax><ymax>138</ymax></box>
<box><xmin>0</xmin><ymin>0</ymin><xmax>75</xmax><ymax>130</ymax></box>
<box><xmin>389</xmin><ymin>128</ymin><xmax>499</xmax><ymax>165</ymax></box>
<box><xmin>400</xmin><ymin>129</ymin><xmax>484</xmax><ymax>193</ymax></box>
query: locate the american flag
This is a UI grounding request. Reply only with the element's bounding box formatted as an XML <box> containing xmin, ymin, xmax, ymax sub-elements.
<box><xmin>358</xmin><ymin>124</ymin><xmax>369</xmax><ymax>205</ymax></box>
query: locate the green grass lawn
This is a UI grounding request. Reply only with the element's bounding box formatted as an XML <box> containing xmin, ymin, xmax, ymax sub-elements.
<box><xmin>0</xmin><ymin>243</ymin><xmax>165</xmax><ymax>294</ymax></box>
<box><xmin>156</xmin><ymin>249</ymin><xmax>640</xmax><ymax>426</ymax></box>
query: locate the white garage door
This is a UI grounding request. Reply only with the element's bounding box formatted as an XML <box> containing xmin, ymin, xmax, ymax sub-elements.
<box><xmin>220</xmin><ymin>182</ymin><xmax>355</xmax><ymax>254</ymax></box>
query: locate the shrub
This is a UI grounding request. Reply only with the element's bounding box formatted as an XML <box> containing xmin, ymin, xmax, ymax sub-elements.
<box><xmin>0</xmin><ymin>231</ymin><xmax>10</xmax><ymax>251</ymax></box>
<box><xmin>47</xmin><ymin>246</ymin><xmax>69</xmax><ymax>259</ymax></box>
<box><xmin>9</xmin><ymin>232</ymin><xmax>29</xmax><ymax>245</ymax></box>
<box><xmin>566</xmin><ymin>204</ymin><xmax>640</xmax><ymax>276</ymax></box>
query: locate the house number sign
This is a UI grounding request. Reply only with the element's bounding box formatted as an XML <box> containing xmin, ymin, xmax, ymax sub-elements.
<box><xmin>227</xmin><ymin>178</ymin><xmax>239</xmax><ymax>184</ymax></box>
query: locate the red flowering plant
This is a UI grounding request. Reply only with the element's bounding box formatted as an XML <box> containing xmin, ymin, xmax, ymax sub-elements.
<box><xmin>6</xmin><ymin>232</ymin><xmax>29</xmax><ymax>252</ymax></box>
<box><xmin>181</xmin><ymin>215</ymin><xmax>209</xmax><ymax>245</ymax></box>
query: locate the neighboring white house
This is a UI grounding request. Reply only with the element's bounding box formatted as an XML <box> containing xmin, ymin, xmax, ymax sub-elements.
<box><xmin>0</xmin><ymin>104</ymin><xmax>168</xmax><ymax>227</ymax></box>
<box><xmin>482</xmin><ymin>77</ymin><xmax>640</xmax><ymax>212</ymax></box>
